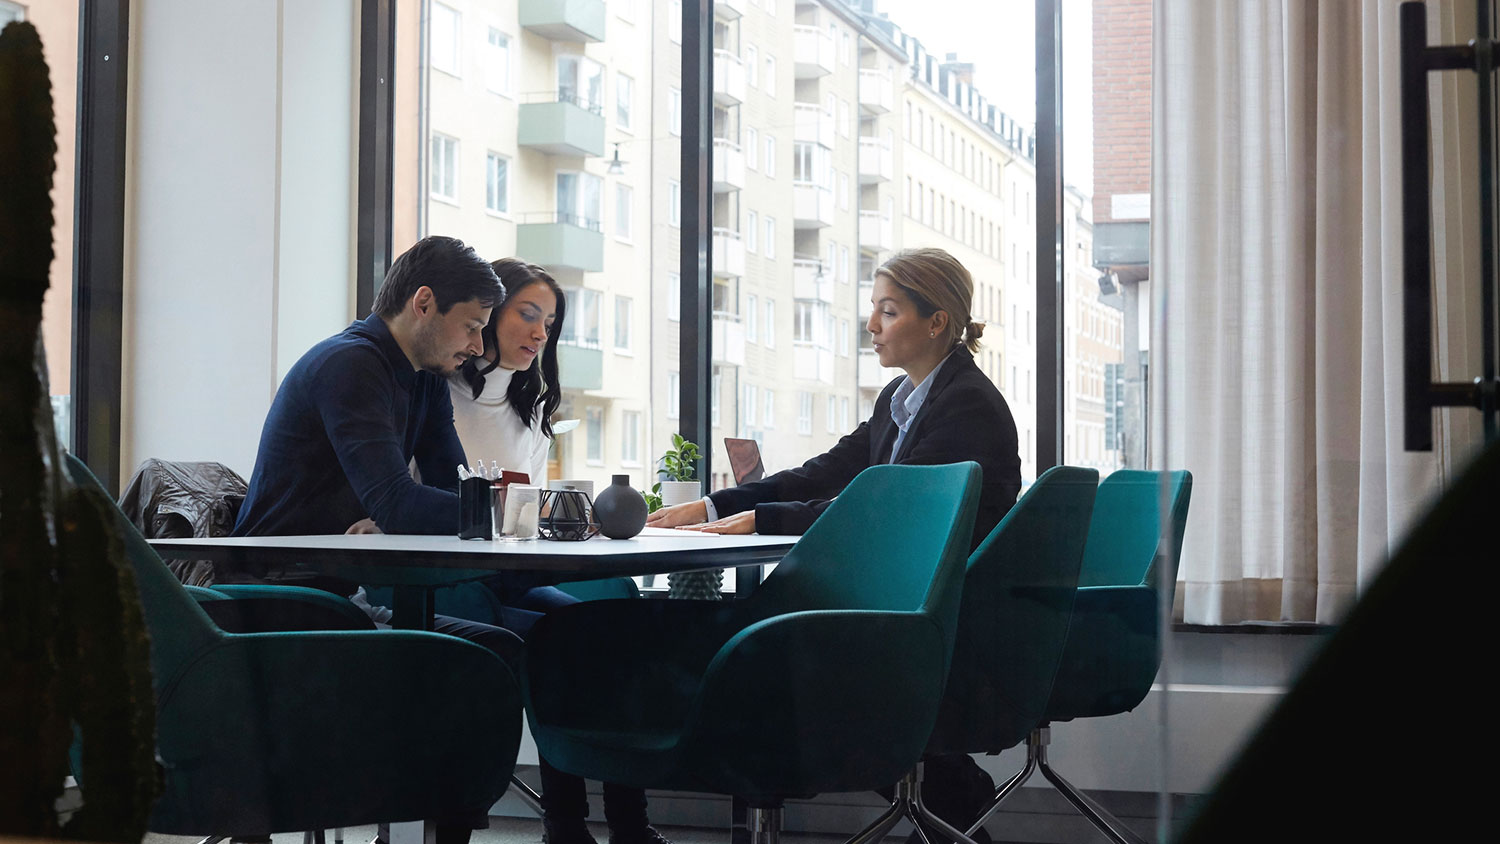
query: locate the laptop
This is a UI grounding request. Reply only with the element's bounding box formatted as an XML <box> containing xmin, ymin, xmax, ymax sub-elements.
<box><xmin>724</xmin><ymin>437</ymin><xmax>766</xmax><ymax>485</ymax></box>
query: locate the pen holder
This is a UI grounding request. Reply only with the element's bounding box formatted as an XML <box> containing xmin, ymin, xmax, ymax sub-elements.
<box><xmin>458</xmin><ymin>476</ymin><xmax>493</xmax><ymax>540</ymax></box>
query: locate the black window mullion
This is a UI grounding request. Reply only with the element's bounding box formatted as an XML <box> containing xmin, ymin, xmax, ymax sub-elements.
<box><xmin>356</xmin><ymin>0</ymin><xmax>397</xmax><ymax>316</ymax></box>
<box><xmin>1035</xmin><ymin>0</ymin><xmax>1063</xmax><ymax>472</ymax></box>
<box><xmin>679</xmin><ymin>0</ymin><xmax>714</xmax><ymax>480</ymax></box>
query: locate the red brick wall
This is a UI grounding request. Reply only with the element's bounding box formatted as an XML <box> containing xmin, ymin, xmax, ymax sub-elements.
<box><xmin>1092</xmin><ymin>0</ymin><xmax>1152</xmax><ymax>222</ymax></box>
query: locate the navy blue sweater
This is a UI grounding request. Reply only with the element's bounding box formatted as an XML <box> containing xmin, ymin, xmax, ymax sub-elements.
<box><xmin>233</xmin><ymin>315</ymin><xmax>466</xmax><ymax>537</ymax></box>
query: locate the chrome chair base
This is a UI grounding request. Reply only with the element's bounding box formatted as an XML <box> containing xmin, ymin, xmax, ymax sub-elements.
<box><xmin>966</xmin><ymin>726</ymin><xmax>1148</xmax><ymax>844</ymax></box>
<box><xmin>847</xmin><ymin>765</ymin><xmax>981</xmax><ymax>844</ymax></box>
<box><xmin>508</xmin><ymin>773</ymin><xmax>545</xmax><ymax>816</ymax></box>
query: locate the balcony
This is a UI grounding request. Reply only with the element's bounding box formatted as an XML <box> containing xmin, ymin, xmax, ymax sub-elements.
<box><xmin>793</xmin><ymin>183</ymin><xmax>835</xmax><ymax>229</ymax></box>
<box><xmin>712</xmin><ymin>139</ymin><xmax>746</xmax><ymax>193</ymax></box>
<box><xmin>859</xmin><ymin>68</ymin><xmax>893</xmax><ymax>114</ymax></box>
<box><xmin>516</xmin><ymin>213</ymin><xmax>604</xmax><ymax>272</ymax></box>
<box><xmin>857</xmin><ymin>280</ymin><xmax>874</xmax><ymax>321</ymax></box>
<box><xmin>794</xmin><ymin>343</ymin><xmax>836</xmax><ymax>385</ymax></box>
<box><xmin>859</xmin><ymin>210</ymin><xmax>894</xmax><ymax>252</ymax></box>
<box><xmin>712</xmin><ymin>228</ymin><xmax>745</xmax><ymax>278</ymax></box>
<box><xmin>793</xmin><ymin>25</ymin><xmax>835</xmax><ymax>79</ymax></box>
<box><xmin>715</xmin><ymin>0</ymin><xmax>747</xmax><ymax>20</ymax></box>
<box><xmin>713</xmin><ymin>50</ymin><xmax>746</xmax><ymax>106</ymax></box>
<box><xmin>858</xmin><ymin>136</ymin><xmax>893</xmax><ymax>183</ymax></box>
<box><xmin>557</xmin><ymin>342</ymin><xmax>604</xmax><ymax>390</ymax></box>
<box><xmin>520</xmin><ymin>0</ymin><xmax>605</xmax><ymax>42</ymax></box>
<box><xmin>518</xmin><ymin>97</ymin><xmax>605</xmax><ymax>157</ymax></box>
<box><xmin>858</xmin><ymin>349</ymin><xmax>895</xmax><ymax>388</ymax></box>
<box><xmin>793</xmin><ymin>103</ymin><xmax>835</xmax><ymax>149</ymax></box>
<box><xmin>793</xmin><ymin>258</ymin><xmax>834</xmax><ymax>303</ymax></box>
<box><xmin>712</xmin><ymin>312</ymin><xmax>746</xmax><ymax>367</ymax></box>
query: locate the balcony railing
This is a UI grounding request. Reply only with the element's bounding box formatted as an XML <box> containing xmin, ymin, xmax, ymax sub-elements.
<box><xmin>712</xmin><ymin>227</ymin><xmax>745</xmax><ymax>278</ymax></box>
<box><xmin>793</xmin><ymin>25</ymin><xmax>835</xmax><ymax>79</ymax></box>
<box><xmin>518</xmin><ymin>95</ymin><xmax>605</xmax><ymax>157</ymax></box>
<box><xmin>793</xmin><ymin>103</ymin><xmax>835</xmax><ymax>149</ymax></box>
<box><xmin>858</xmin><ymin>280</ymin><xmax>874</xmax><ymax>321</ymax></box>
<box><xmin>715</xmin><ymin>0</ymin><xmax>746</xmax><ymax>21</ymax></box>
<box><xmin>520</xmin><ymin>0</ymin><xmax>606</xmax><ymax>43</ymax></box>
<box><xmin>516</xmin><ymin>212</ymin><xmax>604</xmax><ymax>272</ymax></box>
<box><xmin>858</xmin><ymin>136</ymin><xmax>893</xmax><ymax>183</ymax></box>
<box><xmin>859</xmin><ymin>210</ymin><xmax>894</xmax><ymax>252</ymax></box>
<box><xmin>712</xmin><ymin>138</ymin><xmax>746</xmax><ymax>193</ymax></box>
<box><xmin>858</xmin><ymin>68</ymin><xmax>894</xmax><ymax>114</ymax></box>
<box><xmin>794</xmin><ymin>343</ymin><xmax>836</xmax><ymax>385</ymax></box>
<box><xmin>713</xmin><ymin>50</ymin><xmax>746</xmax><ymax>106</ymax></box>
<box><xmin>793</xmin><ymin>183</ymin><xmax>835</xmax><ymax>229</ymax></box>
<box><xmin>858</xmin><ymin>349</ymin><xmax>895</xmax><ymax>388</ymax></box>
<box><xmin>793</xmin><ymin>258</ymin><xmax>834</xmax><ymax>303</ymax></box>
<box><xmin>712</xmin><ymin>312</ymin><xmax>746</xmax><ymax>367</ymax></box>
<box><xmin>556</xmin><ymin>342</ymin><xmax>604</xmax><ymax>390</ymax></box>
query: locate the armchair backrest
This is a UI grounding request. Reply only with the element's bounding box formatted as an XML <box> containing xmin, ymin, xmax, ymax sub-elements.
<box><xmin>1078</xmin><ymin>469</ymin><xmax>1193</xmax><ymax>589</ymax></box>
<box><xmin>752</xmin><ymin>462</ymin><xmax>982</xmax><ymax>653</ymax></box>
<box><xmin>64</xmin><ymin>453</ymin><xmax>223</xmax><ymax>695</ymax></box>
<box><xmin>927</xmin><ymin>466</ymin><xmax>1098</xmax><ymax>754</ymax></box>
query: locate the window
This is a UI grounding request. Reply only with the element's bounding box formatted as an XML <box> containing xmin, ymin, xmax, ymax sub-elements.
<box><xmin>764</xmin><ymin>216</ymin><xmax>776</xmax><ymax>259</ymax></box>
<box><xmin>765</xmin><ymin>136</ymin><xmax>776</xmax><ymax>178</ymax></box>
<box><xmin>765</xmin><ymin>300</ymin><xmax>776</xmax><ymax>348</ymax></box>
<box><xmin>743</xmin><ymin>384</ymin><xmax>757</xmax><ymax>428</ymax></box>
<box><xmin>798</xmin><ymin>392</ymin><xmax>813</xmax><ymax>435</ymax></box>
<box><xmin>837</xmin><ymin>99</ymin><xmax>849</xmax><ymax>137</ymax></box>
<box><xmin>765</xmin><ymin>56</ymin><xmax>776</xmax><ymax>97</ymax></box>
<box><xmin>484</xmin><ymin>152</ymin><xmax>508</xmax><ymax>214</ymax></box>
<box><xmin>615</xmin><ymin>184</ymin><xmax>633</xmax><ymax>241</ymax></box>
<box><xmin>746</xmin><ymin>293</ymin><xmax>758</xmax><ymax>342</ymax></box>
<box><xmin>616</xmin><ymin>73</ymin><xmax>634</xmax><ymax>131</ymax></box>
<box><xmin>837</xmin><ymin>318</ymin><xmax>850</xmax><ymax>356</ymax></box>
<box><xmin>764</xmin><ymin>389</ymin><xmax>775</xmax><ymax>428</ymax></box>
<box><xmin>557</xmin><ymin>55</ymin><xmax>604</xmax><ymax>113</ymax></box>
<box><xmin>746</xmin><ymin>44</ymin><xmax>759</xmax><ymax>87</ymax></box>
<box><xmin>839</xmin><ymin>245</ymin><xmax>850</xmax><ymax>283</ymax></box>
<box><xmin>765</xmin><ymin>0</ymin><xmax>775</xmax><ymax>15</ymax></box>
<box><xmin>429</xmin><ymin>133</ymin><xmax>458</xmax><ymax>202</ymax></box>
<box><xmin>669</xmin><ymin>181</ymin><xmax>681</xmax><ymax>227</ymax></box>
<box><xmin>484</xmin><ymin>28</ymin><xmax>511</xmax><ymax>94</ymax></box>
<box><xmin>669</xmin><ymin>0</ymin><xmax>682</xmax><ymax>43</ymax></box>
<box><xmin>621</xmin><ymin>411</ymin><xmax>641</xmax><ymax>465</ymax></box>
<box><xmin>669</xmin><ymin>87</ymin><xmax>682</xmax><ymax>136</ymax></box>
<box><xmin>556</xmin><ymin>171</ymin><xmax>602</xmax><ymax>230</ymax></box>
<box><xmin>614</xmin><ymin>296</ymin><xmax>633</xmax><ymax>352</ymax></box>
<box><xmin>667</xmin><ymin>273</ymin><xmax>681</xmax><ymax>322</ymax></box>
<box><xmin>840</xmin><ymin>30</ymin><xmax>852</xmax><ymax>66</ymax></box>
<box><xmin>747</xmin><ymin>211</ymin><xmax>759</xmax><ymax>253</ymax></box>
<box><xmin>826</xmin><ymin>395</ymin><xmax>837</xmax><ymax>433</ymax></box>
<box><xmin>586</xmin><ymin>407</ymin><xmax>604</xmax><ymax>464</ymax></box>
<box><xmin>746</xmin><ymin>127</ymin><xmax>759</xmax><ymax>170</ymax></box>
<box><xmin>668</xmin><ymin>373</ymin><xmax>680</xmax><ymax>419</ymax></box>
<box><xmin>616</xmin><ymin>0</ymin><xmax>635</xmax><ymax>23</ymax></box>
<box><xmin>430</xmin><ymin>3</ymin><xmax>460</xmax><ymax>76</ymax></box>
<box><xmin>711</xmin><ymin>369</ymin><xmax>722</xmax><ymax>426</ymax></box>
<box><xmin>838</xmin><ymin>171</ymin><xmax>849</xmax><ymax>210</ymax></box>
<box><xmin>840</xmin><ymin>397</ymin><xmax>850</xmax><ymax>431</ymax></box>
<box><xmin>560</xmin><ymin>289</ymin><xmax>602</xmax><ymax>348</ymax></box>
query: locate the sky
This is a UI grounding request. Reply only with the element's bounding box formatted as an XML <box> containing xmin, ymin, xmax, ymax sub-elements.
<box><xmin>872</xmin><ymin>0</ymin><xmax>1095</xmax><ymax>192</ymax></box>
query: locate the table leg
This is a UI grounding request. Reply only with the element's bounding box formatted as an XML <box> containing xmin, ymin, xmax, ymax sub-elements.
<box><xmin>731</xmin><ymin>796</ymin><xmax>751</xmax><ymax>844</ymax></box>
<box><xmin>392</xmin><ymin>586</ymin><xmax>435</xmax><ymax>631</ymax></box>
<box><xmin>735</xmin><ymin>565</ymin><xmax>765</xmax><ymax>599</ymax></box>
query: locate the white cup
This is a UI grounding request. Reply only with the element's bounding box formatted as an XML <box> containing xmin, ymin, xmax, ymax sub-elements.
<box><xmin>501</xmin><ymin>484</ymin><xmax>541</xmax><ymax>540</ymax></box>
<box><xmin>659</xmin><ymin>480</ymin><xmax>703</xmax><ymax>508</ymax></box>
<box><xmin>549</xmin><ymin>479</ymin><xmax>595</xmax><ymax>500</ymax></box>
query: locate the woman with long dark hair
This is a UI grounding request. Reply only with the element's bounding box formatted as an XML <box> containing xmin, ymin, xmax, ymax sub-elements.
<box><xmin>449</xmin><ymin>259</ymin><xmax>671</xmax><ymax>844</ymax></box>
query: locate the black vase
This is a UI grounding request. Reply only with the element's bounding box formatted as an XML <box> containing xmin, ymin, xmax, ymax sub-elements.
<box><xmin>593</xmin><ymin>474</ymin><xmax>646</xmax><ymax>539</ymax></box>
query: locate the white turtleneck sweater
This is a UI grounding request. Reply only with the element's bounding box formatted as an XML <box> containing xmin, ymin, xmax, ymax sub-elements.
<box><xmin>447</xmin><ymin>365</ymin><xmax>551</xmax><ymax>486</ymax></box>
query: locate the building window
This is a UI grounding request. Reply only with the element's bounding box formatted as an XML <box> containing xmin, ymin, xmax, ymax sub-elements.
<box><xmin>616</xmin><ymin>0</ymin><xmax>635</xmax><ymax>23</ymax></box>
<box><xmin>840</xmin><ymin>397</ymin><xmax>850</xmax><ymax>430</ymax></box>
<box><xmin>826</xmin><ymin>395</ymin><xmax>837</xmax><ymax>434</ymax></box>
<box><xmin>429</xmin><ymin>133</ymin><xmax>458</xmax><ymax>202</ymax></box>
<box><xmin>430</xmin><ymin>3</ymin><xmax>460</xmax><ymax>76</ymax></box>
<box><xmin>746</xmin><ymin>293</ymin><xmax>758</xmax><ymax>342</ymax></box>
<box><xmin>621</xmin><ymin>411</ymin><xmax>641</xmax><ymax>466</ymax></box>
<box><xmin>837</xmin><ymin>99</ymin><xmax>849</xmax><ymax>136</ymax></box>
<box><xmin>765</xmin><ymin>56</ymin><xmax>776</xmax><ymax>97</ymax></box>
<box><xmin>765</xmin><ymin>136</ymin><xmax>776</xmax><ymax>178</ymax></box>
<box><xmin>712</xmin><ymin>369</ymin><xmax>722</xmax><ymax>426</ymax></box>
<box><xmin>667</xmin><ymin>273</ymin><xmax>681</xmax><ymax>322</ymax></box>
<box><xmin>838</xmin><ymin>171</ymin><xmax>849</xmax><ymax>210</ymax></box>
<box><xmin>838</xmin><ymin>318</ymin><xmax>850</xmax><ymax>356</ymax></box>
<box><xmin>669</xmin><ymin>0</ymin><xmax>682</xmax><ymax>43</ymax></box>
<box><xmin>746</xmin><ymin>211</ymin><xmax>759</xmax><ymax>253</ymax></box>
<box><xmin>615</xmin><ymin>184</ymin><xmax>633</xmax><ymax>241</ymax></box>
<box><xmin>484</xmin><ymin>152</ymin><xmax>508</xmax><ymax>214</ymax></box>
<box><xmin>765</xmin><ymin>300</ymin><xmax>776</xmax><ymax>348</ymax></box>
<box><xmin>484</xmin><ymin>28</ymin><xmax>511</xmax><ymax>94</ymax></box>
<box><xmin>668</xmin><ymin>372</ymin><xmax>680</xmax><ymax>419</ymax></box>
<box><xmin>764</xmin><ymin>216</ymin><xmax>776</xmax><ymax>259</ymax></box>
<box><xmin>746</xmin><ymin>44</ymin><xmax>759</xmax><ymax>87</ymax></box>
<box><xmin>556</xmin><ymin>171</ymin><xmax>602</xmax><ymax>230</ymax></box>
<box><xmin>586</xmin><ymin>407</ymin><xmax>604</xmax><ymax>464</ymax></box>
<box><xmin>746</xmin><ymin>127</ymin><xmax>759</xmax><ymax>170</ymax></box>
<box><xmin>743</xmin><ymin>384</ymin><xmax>757</xmax><ymax>428</ymax></box>
<box><xmin>614</xmin><ymin>296</ymin><xmax>633</xmax><ymax>352</ymax></box>
<box><xmin>669</xmin><ymin>180</ymin><xmax>681</xmax><ymax>227</ymax></box>
<box><xmin>839</xmin><ymin>245</ymin><xmax>850</xmax><ymax>283</ymax></box>
<box><xmin>617</xmin><ymin>73</ymin><xmax>634</xmax><ymax>131</ymax></box>
<box><xmin>764</xmin><ymin>389</ymin><xmax>775</xmax><ymax>428</ymax></box>
<box><xmin>560</xmin><ymin>289</ymin><xmax>602</xmax><ymax>348</ymax></box>
<box><xmin>669</xmin><ymin>87</ymin><xmax>682</xmax><ymax>136</ymax></box>
<box><xmin>798</xmin><ymin>392</ymin><xmax>813</xmax><ymax>435</ymax></box>
<box><xmin>557</xmin><ymin>55</ymin><xmax>604</xmax><ymax>114</ymax></box>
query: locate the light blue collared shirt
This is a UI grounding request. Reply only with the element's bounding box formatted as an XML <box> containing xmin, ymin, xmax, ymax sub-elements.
<box><xmin>889</xmin><ymin>350</ymin><xmax>956</xmax><ymax>462</ymax></box>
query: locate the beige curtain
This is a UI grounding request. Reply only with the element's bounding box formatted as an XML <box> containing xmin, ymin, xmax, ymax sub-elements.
<box><xmin>1153</xmin><ymin>0</ymin><xmax>1486</xmax><ymax>624</ymax></box>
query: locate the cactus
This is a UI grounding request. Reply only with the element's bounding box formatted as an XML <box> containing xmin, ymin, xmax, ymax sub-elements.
<box><xmin>0</xmin><ymin>20</ymin><xmax>158</xmax><ymax>841</ymax></box>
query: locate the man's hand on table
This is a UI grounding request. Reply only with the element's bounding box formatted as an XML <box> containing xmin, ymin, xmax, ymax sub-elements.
<box><xmin>675</xmin><ymin>510</ymin><xmax>756</xmax><ymax>535</ymax></box>
<box><xmin>645</xmin><ymin>499</ymin><xmax>709</xmax><ymax>528</ymax></box>
<box><xmin>346</xmin><ymin>518</ymin><xmax>382</xmax><ymax>535</ymax></box>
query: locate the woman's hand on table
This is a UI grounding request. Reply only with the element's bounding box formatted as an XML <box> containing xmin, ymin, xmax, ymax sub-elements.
<box><xmin>676</xmin><ymin>510</ymin><xmax>756</xmax><ymax>535</ymax></box>
<box><xmin>346</xmin><ymin>518</ymin><xmax>382</xmax><ymax>535</ymax></box>
<box><xmin>645</xmin><ymin>499</ymin><xmax>709</xmax><ymax>528</ymax></box>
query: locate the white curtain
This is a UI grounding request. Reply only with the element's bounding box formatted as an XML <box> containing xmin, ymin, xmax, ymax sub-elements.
<box><xmin>1153</xmin><ymin>0</ymin><xmax>1486</xmax><ymax>624</ymax></box>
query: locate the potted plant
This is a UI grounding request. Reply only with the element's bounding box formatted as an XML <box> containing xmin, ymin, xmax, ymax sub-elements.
<box><xmin>654</xmin><ymin>433</ymin><xmax>703</xmax><ymax>509</ymax></box>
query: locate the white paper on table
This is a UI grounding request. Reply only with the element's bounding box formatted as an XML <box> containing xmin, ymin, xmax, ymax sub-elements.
<box><xmin>635</xmin><ymin>526</ymin><xmax>732</xmax><ymax>538</ymax></box>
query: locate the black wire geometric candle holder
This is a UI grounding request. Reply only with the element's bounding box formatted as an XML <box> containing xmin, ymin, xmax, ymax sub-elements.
<box><xmin>538</xmin><ymin>487</ymin><xmax>599</xmax><ymax>541</ymax></box>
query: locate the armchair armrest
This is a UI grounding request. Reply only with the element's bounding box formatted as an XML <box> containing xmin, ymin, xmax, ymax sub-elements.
<box><xmin>1047</xmin><ymin>584</ymin><xmax>1162</xmax><ymax>719</ymax></box>
<box><xmin>195</xmin><ymin>583</ymin><xmax>375</xmax><ymax>632</ymax></box>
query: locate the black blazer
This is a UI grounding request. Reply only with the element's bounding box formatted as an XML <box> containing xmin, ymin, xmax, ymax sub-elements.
<box><xmin>709</xmin><ymin>348</ymin><xmax>1021</xmax><ymax>550</ymax></box>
